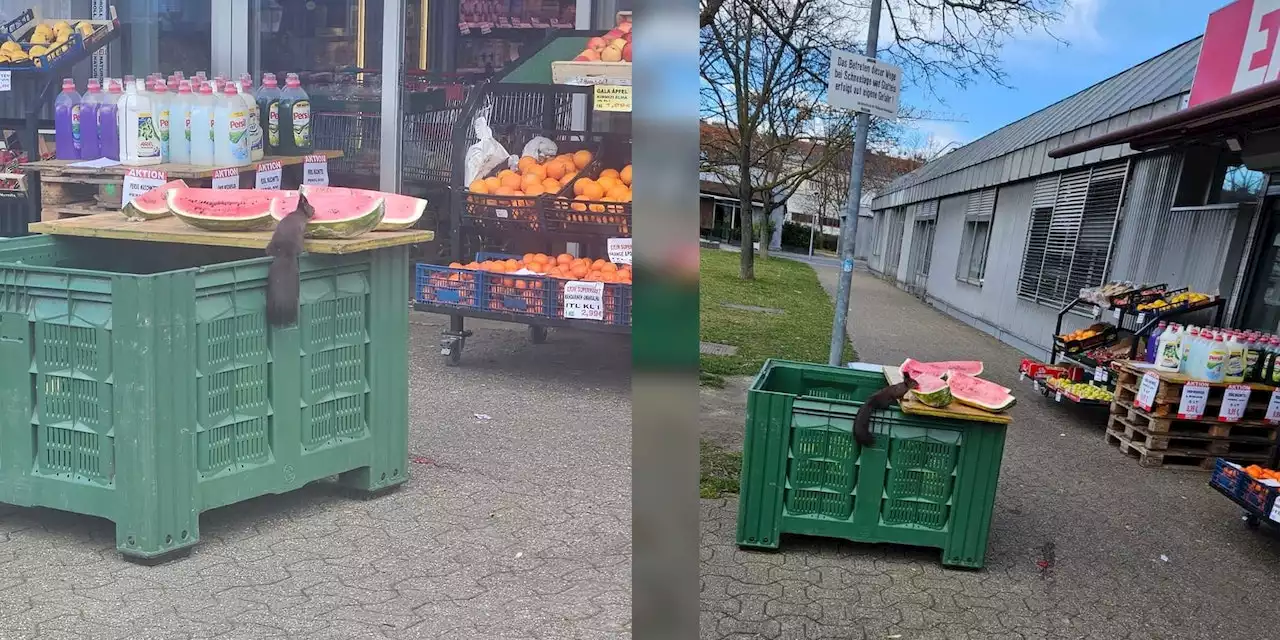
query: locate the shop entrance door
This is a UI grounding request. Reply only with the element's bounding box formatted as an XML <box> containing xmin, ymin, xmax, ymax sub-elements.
<box><xmin>1240</xmin><ymin>197</ymin><xmax>1280</xmax><ymax>331</ymax></box>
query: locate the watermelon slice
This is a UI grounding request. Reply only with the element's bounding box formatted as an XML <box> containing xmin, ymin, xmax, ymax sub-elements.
<box><xmin>901</xmin><ymin>358</ymin><xmax>984</xmax><ymax>378</ymax></box>
<box><xmin>167</xmin><ymin>188</ymin><xmax>283</xmax><ymax>231</ymax></box>
<box><xmin>947</xmin><ymin>371</ymin><xmax>1016</xmax><ymax>413</ymax></box>
<box><xmin>122</xmin><ymin>179</ymin><xmax>188</xmax><ymax>221</ymax></box>
<box><xmin>297</xmin><ymin>184</ymin><xmax>385</xmax><ymax>239</ymax></box>
<box><xmin>909</xmin><ymin>373</ymin><xmax>953</xmax><ymax>408</ymax></box>
<box><xmin>375</xmin><ymin>193</ymin><xmax>427</xmax><ymax>231</ymax></box>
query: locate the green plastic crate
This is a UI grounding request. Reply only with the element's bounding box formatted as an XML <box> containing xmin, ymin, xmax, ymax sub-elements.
<box><xmin>0</xmin><ymin>235</ymin><xmax>410</xmax><ymax>561</ymax></box>
<box><xmin>736</xmin><ymin>359</ymin><xmax>1007</xmax><ymax>568</ymax></box>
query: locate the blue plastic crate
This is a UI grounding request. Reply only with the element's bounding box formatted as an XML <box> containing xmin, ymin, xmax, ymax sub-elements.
<box><xmin>553</xmin><ymin>280</ymin><xmax>632</xmax><ymax>326</ymax></box>
<box><xmin>414</xmin><ymin>263</ymin><xmax>480</xmax><ymax>309</ymax></box>
<box><xmin>1210</xmin><ymin>458</ymin><xmax>1248</xmax><ymax>497</ymax></box>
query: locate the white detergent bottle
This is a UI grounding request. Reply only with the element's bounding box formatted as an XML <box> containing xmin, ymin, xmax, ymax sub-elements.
<box><xmin>1179</xmin><ymin>327</ymin><xmax>1197</xmax><ymax>375</ymax></box>
<box><xmin>1155</xmin><ymin>324</ymin><xmax>1182</xmax><ymax>373</ymax></box>
<box><xmin>239</xmin><ymin>80</ymin><xmax>264</xmax><ymax>161</ymax></box>
<box><xmin>1226</xmin><ymin>334</ymin><xmax>1246</xmax><ymax>384</ymax></box>
<box><xmin>188</xmin><ymin>83</ymin><xmax>216</xmax><ymax>167</ymax></box>
<box><xmin>214</xmin><ymin>82</ymin><xmax>250</xmax><ymax>167</ymax></box>
<box><xmin>121</xmin><ymin>79</ymin><xmax>162</xmax><ymax>166</ymax></box>
<box><xmin>1205</xmin><ymin>335</ymin><xmax>1228</xmax><ymax>383</ymax></box>
<box><xmin>152</xmin><ymin>82</ymin><xmax>171</xmax><ymax>162</ymax></box>
<box><xmin>1191</xmin><ymin>328</ymin><xmax>1210</xmax><ymax>380</ymax></box>
<box><xmin>169</xmin><ymin>81</ymin><xmax>193</xmax><ymax>164</ymax></box>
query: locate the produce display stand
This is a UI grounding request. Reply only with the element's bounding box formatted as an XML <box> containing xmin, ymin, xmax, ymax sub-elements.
<box><xmin>736</xmin><ymin>360</ymin><xmax>1009</xmax><ymax>569</ymax></box>
<box><xmin>413</xmin><ymin>26</ymin><xmax>632</xmax><ymax>365</ymax></box>
<box><xmin>1209</xmin><ymin>458</ymin><xmax>1280</xmax><ymax>529</ymax></box>
<box><xmin>1049</xmin><ymin>292</ymin><xmax>1226</xmax><ymax>374</ymax></box>
<box><xmin>0</xmin><ymin>215</ymin><xmax>429</xmax><ymax>563</ymax></box>
<box><xmin>21</xmin><ymin>151</ymin><xmax>344</xmax><ymax>223</ymax></box>
<box><xmin>1105</xmin><ymin>361</ymin><xmax>1279</xmax><ymax>469</ymax></box>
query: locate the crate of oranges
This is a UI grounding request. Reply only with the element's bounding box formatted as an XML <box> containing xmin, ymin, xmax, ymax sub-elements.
<box><xmin>415</xmin><ymin>263</ymin><xmax>481</xmax><ymax>309</ymax></box>
<box><xmin>463</xmin><ymin>131</ymin><xmax>607</xmax><ymax>233</ymax></box>
<box><xmin>545</xmin><ymin>162</ymin><xmax>633</xmax><ymax>236</ymax></box>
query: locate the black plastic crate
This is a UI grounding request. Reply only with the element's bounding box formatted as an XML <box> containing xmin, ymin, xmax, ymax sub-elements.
<box><xmin>0</xmin><ymin>176</ymin><xmax>33</xmax><ymax>238</ymax></box>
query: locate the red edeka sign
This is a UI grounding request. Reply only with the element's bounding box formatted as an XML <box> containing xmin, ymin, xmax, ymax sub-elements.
<box><xmin>1189</xmin><ymin>0</ymin><xmax>1280</xmax><ymax>107</ymax></box>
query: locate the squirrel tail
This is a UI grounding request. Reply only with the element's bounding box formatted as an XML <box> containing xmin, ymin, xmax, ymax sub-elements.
<box><xmin>266</xmin><ymin>256</ymin><xmax>300</xmax><ymax>327</ymax></box>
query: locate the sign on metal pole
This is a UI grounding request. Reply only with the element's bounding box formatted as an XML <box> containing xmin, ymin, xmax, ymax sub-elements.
<box><xmin>826</xmin><ymin>49</ymin><xmax>902</xmax><ymax>120</ymax></box>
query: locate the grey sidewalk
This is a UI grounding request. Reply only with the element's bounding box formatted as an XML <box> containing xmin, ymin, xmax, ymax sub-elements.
<box><xmin>701</xmin><ymin>267</ymin><xmax>1280</xmax><ymax>639</ymax></box>
<box><xmin>0</xmin><ymin>313</ymin><xmax>631</xmax><ymax>640</ymax></box>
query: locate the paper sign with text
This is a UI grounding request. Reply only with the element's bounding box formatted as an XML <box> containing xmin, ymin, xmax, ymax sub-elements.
<box><xmin>303</xmin><ymin>154</ymin><xmax>329</xmax><ymax>186</ymax></box>
<box><xmin>1271</xmin><ymin>491</ymin><xmax>1280</xmax><ymax>523</ymax></box>
<box><xmin>1135</xmin><ymin>372</ymin><xmax>1160</xmax><ymax>411</ymax></box>
<box><xmin>255</xmin><ymin>160</ymin><xmax>283</xmax><ymax>190</ymax></box>
<box><xmin>1267</xmin><ymin>389</ymin><xmax>1280</xmax><ymax>424</ymax></box>
<box><xmin>121</xmin><ymin>169</ymin><xmax>168</xmax><ymax>208</ymax></box>
<box><xmin>0</xmin><ymin>70</ymin><xmax>10</xmax><ymax>92</ymax></box>
<box><xmin>594</xmin><ymin>85</ymin><xmax>632</xmax><ymax>112</ymax></box>
<box><xmin>1093</xmin><ymin>366</ymin><xmax>1109</xmax><ymax>383</ymax></box>
<box><xmin>1218</xmin><ymin>384</ymin><xmax>1252</xmax><ymax>422</ymax></box>
<box><xmin>1177</xmin><ymin>381</ymin><xmax>1210</xmax><ymax>419</ymax></box>
<box><xmin>826</xmin><ymin>48</ymin><xmax>902</xmax><ymax>119</ymax></box>
<box><xmin>562</xmin><ymin>281</ymin><xmax>605</xmax><ymax>320</ymax></box>
<box><xmin>211</xmin><ymin>167</ymin><xmax>240</xmax><ymax>189</ymax></box>
<box><xmin>607</xmin><ymin>237</ymin><xmax>632</xmax><ymax>265</ymax></box>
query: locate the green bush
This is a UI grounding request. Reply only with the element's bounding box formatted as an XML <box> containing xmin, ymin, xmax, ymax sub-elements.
<box><xmin>781</xmin><ymin>221</ymin><xmax>839</xmax><ymax>251</ymax></box>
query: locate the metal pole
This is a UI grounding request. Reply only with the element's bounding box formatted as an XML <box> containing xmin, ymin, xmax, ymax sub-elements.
<box><xmin>808</xmin><ymin>217</ymin><xmax>816</xmax><ymax>256</ymax></box>
<box><xmin>828</xmin><ymin>0</ymin><xmax>882</xmax><ymax>366</ymax></box>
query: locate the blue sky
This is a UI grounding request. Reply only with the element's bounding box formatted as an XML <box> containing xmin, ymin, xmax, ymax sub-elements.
<box><xmin>902</xmin><ymin>0</ymin><xmax>1228</xmax><ymax>153</ymax></box>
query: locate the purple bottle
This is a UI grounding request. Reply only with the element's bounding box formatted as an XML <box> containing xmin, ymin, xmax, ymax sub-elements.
<box><xmin>54</xmin><ymin>78</ymin><xmax>82</xmax><ymax>159</ymax></box>
<box><xmin>99</xmin><ymin>80</ymin><xmax>122</xmax><ymax>161</ymax></box>
<box><xmin>1146</xmin><ymin>321</ymin><xmax>1167</xmax><ymax>363</ymax></box>
<box><xmin>80</xmin><ymin>79</ymin><xmax>103</xmax><ymax>160</ymax></box>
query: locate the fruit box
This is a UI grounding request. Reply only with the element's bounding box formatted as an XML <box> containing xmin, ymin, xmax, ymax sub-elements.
<box><xmin>414</xmin><ymin>256</ymin><xmax>631</xmax><ymax>325</ymax></box>
<box><xmin>1055</xmin><ymin>323</ymin><xmax>1117</xmax><ymax>353</ymax></box>
<box><xmin>1019</xmin><ymin>359</ymin><xmax>1081</xmax><ymax>381</ymax></box>
<box><xmin>1210</xmin><ymin>459</ymin><xmax>1280</xmax><ymax>517</ymax></box>
<box><xmin>0</xmin><ymin>7</ymin><xmax>119</xmax><ymax>71</ymax></box>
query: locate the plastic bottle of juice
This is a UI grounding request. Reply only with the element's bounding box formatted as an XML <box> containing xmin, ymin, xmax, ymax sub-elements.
<box><xmin>239</xmin><ymin>80</ymin><xmax>264</xmax><ymax>161</ymax></box>
<box><xmin>54</xmin><ymin>78</ymin><xmax>82</xmax><ymax>160</ymax></box>
<box><xmin>169</xmin><ymin>81</ymin><xmax>193</xmax><ymax>164</ymax></box>
<box><xmin>188</xmin><ymin>83</ymin><xmax>216</xmax><ymax>167</ymax></box>
<box><xmin>99</xmin><ymin>80</ymin><xmax>122</xmax><ymax>161</ymax></box>
<box><xmin>152</xmin><ymin>81</ymin><xmax>171</xmax><ymax>163</ymax></box>
<box><xmin>256</xmin><ymin>74</ymin><xmax>282</xmax><ymax>155</ymax></box>
<box><xmin>214</xmin><ymin>82</ymin><xmax>250</xmax><ymax>167</ymax></box>
<box><xmin>1225</xmin><ymin>334</ymin><xmax>1246</xmax><ymax>383</ymax></box>
<box><xmin>1155</xmin><ymin>324</ymin><xmax>1182</xmax><ymax>373</ymax></box>
<box><xmin>79</xmin><ymin>79</ymin><xmax>103</xmax><ymax>161</ymax></box>
<box><xmin>278</xmin><ymin>74</ymin><xmax>313</xmax><ymax>156</ymax></box>
<box><xmin>1146</xmin><ymin>322</ymin><xmax>1167</xmax><ymax>363</ymax></box>
<box><xmin>120</xmin><ymin>79</ymin><xmax>161</xmax><ymax>166</ymax></box>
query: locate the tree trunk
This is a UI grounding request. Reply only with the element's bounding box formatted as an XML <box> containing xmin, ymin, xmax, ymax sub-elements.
<box><xmin>738</xmin><ymin>176</ymin><xmax>755</xmax><ymax>280</ymax></box>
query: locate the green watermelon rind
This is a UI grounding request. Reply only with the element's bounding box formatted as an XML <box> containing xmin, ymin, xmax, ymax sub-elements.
<box><xmin>910</xmin><ymin>373</ymin><xmax>954</xmax><ymax>408</ymax></box>
<box><xmin>374</xmin><ymin>194</ymin><xmax>428</xmax><ymax>231</ymax></box>
<box><xmin>947</xmin><ymin>371</ymin><xmax>1016</xmax><ymax>412</ymax></box>
<box><xmin>166</xmin><ymin>188</ymin><xmax>278</xmax><ymax>231</ymax></box>
<box><xmin>299</xmin><ymin>192</ymin><xmax>386</xmax><ymax>239</ymax></box>
<box><xmin>122</xmin><ymin>179</ymin><xmax>188</xmax><ymax>221</ymax></box>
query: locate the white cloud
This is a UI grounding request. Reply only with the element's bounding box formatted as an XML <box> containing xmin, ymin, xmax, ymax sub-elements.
<box><xmin>1023</xmin><ymin>0</ymin><xmax>1106</xmax><ymax>50</ymax></box>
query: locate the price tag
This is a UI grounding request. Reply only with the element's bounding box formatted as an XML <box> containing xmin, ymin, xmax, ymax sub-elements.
<box><xmin>1266</xmin><ymin>389</ymin><xmax>1280</xmax><ymax>424</ymax></box>
<box><xmin>480</xmin><ymin>23</ymin><xmax>492</xmax><ymax>34</ymax></box>
<box><xmin>1218</xmin><ymin>384</ymin><xmax>1252</xmax><ymax>422</ymax></box>
<box><xmin>0</xmin><ymin>70</ymin><xmax>10</xmax><ymax>92</ymax></box>
<box><xmin>494</xmin><ymin>208</ymin><xmax>509</xmax><ymax>218</ymax></box>
<box><xmin>1093</xmin><ymin>366</ymin><xmax>1108</xmax><ymax>383</ymax></box>
<box><xmin>1135</xmin><ymin>372</ymin><xmax>1160</xmax><ymax>411</ymax></box>
<box><xmin>211</xmin><ymin>167</ymin><xmax>239</xmax><ymax>190</ymax></box>
<box><xmin>562</xmin><ymin>281</ymin><xmax>605</xmax><ymax>320</ymax></box>
<box><xmin>458</xmin><ymin>22</ymin><xmax>470</xmax><ymax>34</ymax></box>
<box><xmin>255</xmin><ymin>160</ymin><xmax>282</xmax><ymax>190</ymax></box>
<box><xmin>121</xmin><ymin>168</ymin><xmax>168</xmax><ymax>208</ymax></box>
<box><xmin>607</xmin><ymin>237</ymin><xmax>632</xmax><ymax>265</ymax></box>
<box><xmin>594</xmin><ymin>85</ymin><xmax>632</xmax><ymax>113</ymax></box>
<box><xmin>1019</xmin><ymin>371</ymin><xmax>1026</xmax><ymax>381</ymax></box>
<box><xmin>1176</xmin><ymin>381</ymin><xmax>1209</xmax><ymax>419</ymax></box>
<box><xmin>1270</xmin><ymin>493</ymin><xmax>1280</xmax><ymax>523</ymax></box>
<box><xmin>303</xmin><ymin>154</ymin><xmax>329</xmax><ymax>186</ymax></box>
<box><xmin>1055</xmin><ymin>391</ymin><xmax>1063</xmax><ymax>403</ymax></box>
<box><xmin>1137</xmin><ymin>312</ymin><xmax>1147</xmax><ymax>325</ymax></box>
<box><xmin>1112</xmin><ymin>307</ymin><xmax>1122</xmax><ymax>321</ymax></box>
<box><xmin>1092</xmin><ymin>306</ymin><xmax>1101</xmax><ymax>319</ymax></box>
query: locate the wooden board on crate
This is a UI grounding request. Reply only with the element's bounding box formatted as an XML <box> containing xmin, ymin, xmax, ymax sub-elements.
<box><xmin>883</xmin><ymin>366</ymin><xmax>1012</xmax><ymax>425</ymax></box>
<box><xmin>28</xmin><ymin>213</ymin><xmax>432</xmax><ymax>255</ymax></box>
<box><xmin>1104</xmin><ymin>425</ymin><xmax>1272</xmax><ymax>470</ymax></box>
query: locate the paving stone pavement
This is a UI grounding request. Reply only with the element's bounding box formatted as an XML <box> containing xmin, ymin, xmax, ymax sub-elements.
<box><xmin>701</xmin><ymin>266</ymin><xmax>1280</xmax><ymax>640</ymax></box>
<box><xmin>0</xmin><ymin>312</ymin><xmax>631</xmax><ymax>640</ymax></box>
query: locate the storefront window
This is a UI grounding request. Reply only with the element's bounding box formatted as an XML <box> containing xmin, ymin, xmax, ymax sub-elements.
<box><xmin>1211</xmin><ymin>159</ymin><xmax>1264</xmax><ymax>205</ymax></box>
<box><xmin>116</xmin><ymin>0</ymin><xmax>212</xmax><ymax>77</ymax></box>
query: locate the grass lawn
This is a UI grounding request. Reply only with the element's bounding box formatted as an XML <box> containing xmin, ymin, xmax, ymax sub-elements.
<box><xmin>700</xmin><ymin>249</ymin><xmax>856</xmax><ymax>377</ymax></box>
<box><xmin>700</xmin><ymin>440</ymin><xmax>743</xmax><ymax>499</ymax></box>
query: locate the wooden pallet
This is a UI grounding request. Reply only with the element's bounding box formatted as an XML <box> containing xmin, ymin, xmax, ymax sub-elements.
<box><xmin>1103</xmin><ymin>428</ymin><xmax>1271</xmax><ymax>469</ymax></box>
<box><xmin>1112</xmin><ymin>363</ymin><xmax>1275</xmax><ymax>422</ymax></box>
<box><xmin>1109</xmin><ymin>401</ymin><xmax>1279</xmax><ymax>441</ymax></box>
<box><xmin>21</xmin><ymin>151</ymin><xmax>343</xmax><ymax>222</ymax></box>
<box><xmin>1106</xmin><ymin>415</ymin><xmax>1276</xmax><ymax>454</ymax></box>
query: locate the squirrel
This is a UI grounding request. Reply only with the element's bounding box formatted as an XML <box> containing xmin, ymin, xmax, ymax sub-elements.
<box><xmin>265</xmin><ymin>206</ymin><xmax>311</xmax><ymax>327</ymax></box>
<box><xmin>853</xmin><ymin>372</ymin><xmax>918</xmax><ymax>447</ymax></box>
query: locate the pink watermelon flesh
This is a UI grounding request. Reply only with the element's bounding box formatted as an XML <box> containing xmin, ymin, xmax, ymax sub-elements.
<box><xmin>297</xmin><ymin>184</ymin><xmax>385</xmax><ymax>238</ymax></box>
<box><xmin>123</xmin><ymin>179</ymin><xmax>188</xmax><ymax>220</ymax></box>
<box><xmin>910</xmin><ymin>373</ymin><xmax>953</xmax><ymax>408</ymax></box>
<box><xmin>281</xmin><ymin>186</ymin><xmax>425</xmax><ymax>230</ymax></box>
<box><xmin>901</xmin><ymin>358</ymin><xmax>984</xmax><ymax>378</ymax></box>
<box><xmin>947</xmin><ymin>371</ymin><xmax>1016</xmax><ymax>412</ymax></box>
<box><xmin>913</xmin><ymin>373</ymin><xmax>948</xmax><ymax>394</ymax></box>
<box><xmin>166</xmin><ymin>188</ymin><xmax>279</xmax><ymax>231</ymax></box>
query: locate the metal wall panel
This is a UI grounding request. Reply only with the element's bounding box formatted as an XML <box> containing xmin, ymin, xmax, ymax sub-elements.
<box><xmin>1106</xmin><ymin>151</ymin><xmax>1183</xmax><ymax>281</ymax></box>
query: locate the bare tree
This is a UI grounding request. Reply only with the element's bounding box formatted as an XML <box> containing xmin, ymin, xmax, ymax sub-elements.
<box><xmin>810</xmin><ymin>158</ymin><xmax>851</xmax><ymax>254</ymax></box>
<box><xmin>701</xmin><ymin>0</ymin><xmax>1066</xmax><ymax>279</ymax></box>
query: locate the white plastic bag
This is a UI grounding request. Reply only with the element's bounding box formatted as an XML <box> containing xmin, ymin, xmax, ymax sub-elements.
<box><xmin>463</xmin><ymin>115</ymin><xmax>510</xmax><ymax>186</ymax></box>
<box><xmin>521</xmin><ymin>136</ymin><xmax>559</xmax><ymax>163</ymax></box>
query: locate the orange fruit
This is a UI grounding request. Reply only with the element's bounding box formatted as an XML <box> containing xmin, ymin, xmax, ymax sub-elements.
<box><xmin>484</xmin><ymin>176</ymin><xmax>502</xmax><ymax>191</ymax></box>
<box><xmin>571</xmin><ymin>264</ymin><xmax>589</xmax><ymax>279</ymax></box>
<box><xmin>591</xmin><ymin>259</ymin><xmax>608</xmax><ymax>271</ymax></box>
<box><xmin>523</xmin><ymin>253</ymin><xmax>536</xmax><ymax>263</ymax></box>
<box><xmin>449</xmin><ymin>262</ymin><xmax>463</xmax><ymax>269</ymax></box>
<box><xmin>466</xmin><ymin>261</ymin><xmax>480</xmax><ymax>269</ymax></box>
<box><xmin>606</xmin><ymin>185</ymin><xmax>630</xmax><ymax>201</ymax></box>
<box><xmin>534</xmin><ymin>253</ymin><xmax>549</xmax><ymax>263</ymax></box>
<box><xmin>505</xmin><ymin>259</ymin><xmax>520</xmax><ymax>271</ymax></box>
<box><xmin>561</xmin><ymin>171</ymin><xmax>578</xmax><ymax>185</ymax></box>
<box><xmin>597</xmin><ymin>176</ymin><xmax>620</xmax><ymax>192</ymax></box>
<box><xmin>498</xmin><ymin>168</ymin><xmax>517</xmax><ymax>180</ymax></box>
<box><xmin>545</xmin><ymin>160</ymin><xmax>566</xmax><ymax>180</ymax></box>
<box><xmin>571</xmin><ymin>195</ymin><xmax>589</xmax><ymax>211</ymax></box>
<box><xmin>522</xmin><ymin>172</ymin><xmax>543</xmax><ymax>189</ymax></box>
<box><xmin>600</xmin><ymin>262</ymin><xmax>618</xmax><ymax>274</ymax></box>
<box><xmin>581</xmin><ymin>180</ymin><xmax>605</xmax><ymax>200</ymax></box>
<box><xmin>599</xmin><ymin>168</ymin><xmax>620</xmax><ymax>181</ymax></box>
<box><xmin>500</xmin><ymin>172</ymin><xmax>523</xmax><ymax>191</ymax></box>
<box><xmin>495</xmin><ymin>186</ymin><xmax>516</xmax><ymax>196</ymax></box>
<box><xmin>542</xmin><ymin>178</ymin><xmax>562</xmax><ymax>194</ymax></box>
<box><xmin>524</xmin><ymin>183</ymin><xmax>545</xmax><ymax>197</ymax></box>
<box><xmin>589</xmin><ymin>203</ymin><xmax>606</xmax><ymax>212</ymax></box>
<box><xmin>573</xmin><ymin>150</ymin><xmax>592</xmax><ymax>169</ymax></box>
<box><xmin>491</xmin><ymin>262</ymin><xmax>507</xmax><ymax>273</ymax></box>
<box><xmin>518</xmin><ymin>156</ymin><xmax>538</xmax><ymax>171</ymax></box>
<box><xmin>556</xmin><ymin>253</ymin><xmax>574</xmax><ymax>265</ymax></box>
<box><xmin>469</xmin><ymin>179</ymin><xmax>490</xmax><ymax>194</ymax></box>
<box><xmin>620</xmin><ymin>164</ymin><xmax>632</xmax><ymax>185</ymax></box>
<box><xmin>525</xmin><ymin>163</ymin><xmax>547</xmax><ymax>181</ymax></box>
